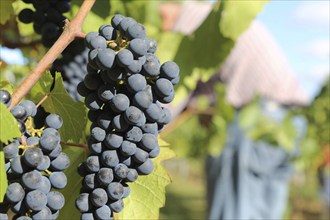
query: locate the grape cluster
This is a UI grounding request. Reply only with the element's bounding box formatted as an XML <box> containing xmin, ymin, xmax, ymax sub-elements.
<box><xmin>18</xmin><ymin>0</ymin><xmax>70</xmax><ymax>47</ymax></box>
<box><xmin>52</xmin><ymin>39</ymin><xmax>89</xmax><ymax>101</ymax></box>
<box><xmin>75</xmin><ymin>14</ymin><xmax>179</xmax><ymax>219</ymax></box>
<box><xmin>0</xmin><ymin>89</ymin><xmax>70</xmax><ymax>220</ymax></box>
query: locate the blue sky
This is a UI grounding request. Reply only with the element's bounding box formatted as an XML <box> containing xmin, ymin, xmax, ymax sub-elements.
<box><xmin>257</xmin><ymin>0</ymin><xmax>329</xmax><ymax>98</ymax></box>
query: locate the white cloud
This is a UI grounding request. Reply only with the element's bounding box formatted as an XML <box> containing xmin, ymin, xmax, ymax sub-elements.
<box><xmin>302</xmin><ymin>39</ymin><xmax>330</xmax><ymax>58</ymax></box>
<box><xmin>293</xmin><ymin>2</ymin><xmax>329</xmax><ymax>27</ymax></box>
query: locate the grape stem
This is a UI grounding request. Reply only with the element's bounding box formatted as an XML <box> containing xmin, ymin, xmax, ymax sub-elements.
<box><xmin>8</xmin><ymin>0</ymin><xmax>96</xmax><ymax>109</ymax></box>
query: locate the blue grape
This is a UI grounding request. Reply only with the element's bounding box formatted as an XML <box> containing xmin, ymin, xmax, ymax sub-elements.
<box><xmin>19</xmin><ymin>100</ymin><xmax>37</xmax><ymax>117</ymax></box>
<box><xmin>99</xmin><ymin>25</ymin><xmax>117</xmax><ymax>40</ymax></box>
<box><xmin>101</xmin><ymin>150</ymin><xmax>119</xmax><ymax>168</ymax></box>
<box><xmin>108</xmin><ymin>199</ymin><xmax>124</xmax><ymax>213</ymax></box>
<box><xmin>26</xmin><ymin>136</ymin><xmax>39</xmax><ymax>146</ymax></box>
<box><xmin>128</xmin><ymin>39</ymin><xmax>147</xmax><ymax>57</ymax></box>
<box><xmin>149</xmin><ymin>145</ymin><xmax>160</xmax><ymax>158</ymax></box>
<box><xmin>97</xmin><ymin>168</ymin><xmax>114</xmax><ymax>185</ymax></box>
<box><xmin>22</xmin><ymin>170</ymin><xmax>42</xmax><ymax>190</ymax></box>
<box><xmin>154</xmin><ymin>78</ymin><xmax>174</xmax><ymax>97</ymax></box>
<box><xmin>132</xmin><ymin>148</ymin><xmax>149</xmax><ymax>163</ymax></box>
<box><xmin>145</xmin><ymin>38</ymin><xmax>158</xmax><ymax>53</ymax></box>
<box><xmin>110</xmin><ymin>94</ymin><xmax>130</xmax><ymax>113</ymax></box>
<box><xmin>18</xmin><ymin>8</ymin><xmax>34</xmax><ymax>24</ymax></box>
<box><xmin>23</xmin><ymin>147</ymin><xmax>43</xmax><ymax>168</ymax></box>
<box><xmin>49</xmin><ymin>172</ymin><xmax>67</xmax><ymax>189</ymax></box>
<box><xmin>112</xmin><ymin>114</ymin><xmax>129</xmax><ymax>132</ymax></box>
<box><xmin>83</xmin><ymin>173</ymin><xmax>97</xmax><ymax>191</ymax></box>
<box><xmin>36</xmin><ymin>155</ymin><xmax>50</xmax><ymax>171</ymax></box>
<box><xmin>127</xmin><ymin>23</ymin><xmax>146</xmax><ymax>40</ymax></box>
<box><xmin>81</xmin><ymin>213</ymin><xmax>94</xmax><ymax>220</ymax></box>
<box><xmin>139</xmin><ymin>133</ymin><xmax>158</xmax><ymax>152</ymax></box>
<box><xmin>107</xmin><ymin>182</ymin><xmax>124</xmax><ymax>200</ymax></box>
<box><xmin>124</xmin><ymin>106</ymin><xmax>145</xmax><ymax>126</ymax></box>
<box><xmin>10</xmin><ymin>106</ymin><xmax>27</xmax><ymax>121</ymax></box>
<box><xmin>91</xmin><ymin>188</ymin><xmax>108</xmax><ymax>207</ymax></box>
<box><xmin>45</xmin><ymin>114</ymin><xmax>63</xmax><ymax>129</ymax></box>
<box><xmin>39</xmin><ymin>133</ymin><xmax>60</xmax><ymax>152</ymax></box>
<box><xmin>118</xmin><ymin>17</ymin><xmax>136</xmax><ymax>33</ymax></box>
<box><xmin>127</xmin><ymin>74</ymin><xmax>146</xmax><ymax>93</ymax></box>
<box><xmin>126</xmin><ymin>60</ymin><xmax>142</xmax><ymax>74</ymax></box>
<box><xmin>0</xmin><ymin>89</ymin><xmax>11</xmax><ymax>107</ymax></box>
<box><xmin>47</xmin><ymin>191</ymin><xmax>65</xmax><ymax>211</ymax></box>
<box><xmin>97</xmin><ymin>84</ymin><xmax>115</xmax><ymax>102</ymax></box>
<box><xmin>89</xmin><ymin>36</ymin><xmax>107</xmax><ymax>50</ymax></box>
<box><xmin>144</xmin><ymin>103</ymin><xmax>162</xmax><ymax>122</ymax></box>
<box><xmin>141</xmin><ymin>122</ymin><xmax>158</xmax><ymax>135</ymax></box>
<box><xmin>95</xmin><ymin>205</ymin><xmax>112</xmax><ymax>220</ymax></box>
<box><xmin>85</xmin><ymin>155</ymin><xmax>100</xmax><ymax>173</ymax></box>
<box><xmin>3</xmin><ymin>141</ymin><xmax>19</xmax><ymax>159</ymax></box>
<box><xmin>5</xmin><ymin>183</ymin><xmax>25</xmax><ymax>203</ymax></box>
<box><xmin>11</xmin><ymin>156</ymin><xmax>25</xmax><ymax>175</ymax></box>
<box><xmin>85</xmin><ymin>93</ymin><xmax>103</xmax><ymax>111</ymax></box>
<box><xmin>126</xmin><ymin>169</ymin><xmax>138</xmax><ymax>182</ymax></box>
<box><xmin>116</xmin><ymin>49</ymin><xmax>134</xmax><ymax>67</ymax></box>
<box><xmin>76</xmin><ymin>193</ymin><xmax>91</xmax><ymax>212</ymax></box>
<box><xmin>97</xmin><ymin>112</ymin><xmax>113</xmax><ymax>130</ymax></box>
<box><xmin>85</xmin><ymin>32</ymin><xmax>99</xmax><ymax>48</ymax></box>
<box><xmin>39</xmin><ymin>176</ymin><xmax>51</xmax><ymax>194</ymax></box>
<box><xmin>104</xmin><ymin>132</ymin><xmax>123</xmax><ymax>150</ymax></box>
<box><xmin>111</xmin><ymin>14</ymin><xmax>124</xmax><ymax>28</ymax></box>
<box><xmin>137</xmin><ymin>159</ymin><xmax>154</xmax><ymax>175</ymax></box>
<box><xmin>31</xmin><ymin>206</ymin><xmax>52</xmax><ymax>220</ymax></box>
<box><xmin>25</xmin><ymin>190</ymin><xmax>47</xmax><ymax>211</ymax></box>
<box><xmin>114</xmin><ymin>163</ymin><xmax>129</xmax><ymax>179</ymax></box>
<box><xmin>96</xmin><ymin>48</ymin><xmax>116</xmax><ymax>70</ymax></box>
<box><xmin>142</xmin><ymin>54</ymin><xmax>160</xmax><ymax>77</ymax></box>
<box><xmin>88</xmin><ymin>139</ymin><xmax>103</xmax><ymax>154</ymax></box>
<box><xmin>91</xmin><ymin>126</ymin><xmax>106</xmax><ymax>142</ymax></box>
<box><xmin>160</xmin><ymin>61</ymin><xmax>180</xmax><ymax>80</ymax></box>
<box><xmin>133</xmin><ymin>89</ymin><xmax>153</xmax><ymax>110</ymax></box>
<box><xmin>120</xmin><ymin>140</ymin><xmax>137</xmax><ymax>157</ymax></box>
<box><xmin>50</xmin><ymin>152</ymin><xmax>70</xmax><ymax>171</ymax></box>
<box><xmin>84</xmin><ymin>73</ymin><xmax>103</xmax><ymax>91</ymax></box>
<box><xmin>125</xmin><ymin>126</ymin><xmax>143</xmax><ymax>143</ymax></box>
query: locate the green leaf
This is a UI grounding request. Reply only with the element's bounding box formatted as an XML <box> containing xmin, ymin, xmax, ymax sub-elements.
<box><xmin>58</xmin><ymin>145</ymin><xmax>88</xmax><ymax>220</ymax></box>
<box><xmin>119</xmin><ymin>147</ymin><xmax>175</xmax><ymax>219</ymax></box>
<box><xmin>219</xmin><ymin>1</ymin><xmax>269</xmax><ymax>41</ymax></box>
<box><xmin>0</xmin><ymin>103</ymin><xmax>21</xmax><ymax>144</ymax></box>
<box><xmin>29</xmin><ymin>72</ymin><xmax>87</xmax><ymax>143</ymax></box>
<box><xmin>173</xmin><ymin>3</ymin><xmax>234</xmax><ymax>90</ymax></box>
<box><xmin>0</xmin><ymin>0</ymin><xmax>15</xmax><ymax>25</ymax></box>
<box><xmin>0</xmin><ymin>148</ymin><xmax>8</xmax><ymax>203</ymax></box>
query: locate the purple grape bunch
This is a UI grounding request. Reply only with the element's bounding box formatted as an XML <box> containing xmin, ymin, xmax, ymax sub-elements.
<box><xmin>75</xmin><ymin>14</ymin><xmax>180</xmax><ymax>219</ymax></box>
<box><xmin>0</xmin><ymin>89</ymin><xmax>70</xmax><ymax>220</ymax></box>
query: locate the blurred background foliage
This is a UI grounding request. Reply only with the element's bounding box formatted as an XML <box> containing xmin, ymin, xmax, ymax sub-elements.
<box><xmin>1</xmin><ymin>0</ymin><xmax>329</xmax><ymax>219</ymax></box>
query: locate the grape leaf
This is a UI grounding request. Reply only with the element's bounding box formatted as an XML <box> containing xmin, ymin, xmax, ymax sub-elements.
<box><xmin>0</xmin><ymin>0</ymin><xmax>15</xmax><ymax>25</ymax></box>
<box><xmin>219</xmin><ymin>1</ymin><xmax>269</xmax><ymax>41</ymax></box>
<box><xmin>0</xmin><ymin>103</ymin><xmax>21</xmax><ymax>144</ymax></box>
<box><xmin>29</xmin><ymin>72</ymin><xmax>87</xmax><ymax>143</ymax></box>
<box><xmin>119</xmin><ymin>147</ymin><xmax>175</xmax><ymax>219</ymax></box>
<box><xmin>0</xmin><ymin>149</ymin><xmax>7</xmax><ymax>203</ymax></box>
<box><xmin>58</xmin><ymin>145</ymin><xmax>88</xmax><ymax>220</ymax></box>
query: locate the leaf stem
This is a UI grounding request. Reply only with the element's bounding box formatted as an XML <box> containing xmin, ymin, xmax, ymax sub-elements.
<box><xmin>60</xmin><ymin>141</ymin><xmax>88</xmax><ymax>148</ymax></box>
<box><xmin>8</xmin><ymin>0</ymin><xmax>96</xmax><ymax>109</ymax></box>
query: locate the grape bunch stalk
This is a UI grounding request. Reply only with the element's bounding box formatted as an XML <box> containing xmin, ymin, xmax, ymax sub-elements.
<box><xmin>75</xmin><ymin>14</ymin><xmax>180</xmax><ymax>219</ymax></box>
<box><xmin>0</xmin><ymin>89</ymin><xmax>70</xmax><ymax>220</ymax></box>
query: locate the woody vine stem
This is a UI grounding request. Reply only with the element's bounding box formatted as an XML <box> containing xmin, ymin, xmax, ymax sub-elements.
<box><xmin>8</xmin><ymin>0</ymin><xmax>96</xmax><ymax>109</ymax></box>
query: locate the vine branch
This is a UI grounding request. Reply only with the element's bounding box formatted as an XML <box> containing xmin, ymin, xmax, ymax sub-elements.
<box><xmin>8</xmin><ymin>0</ymin><xmax>96</xmax><ymax>109</ymax></box>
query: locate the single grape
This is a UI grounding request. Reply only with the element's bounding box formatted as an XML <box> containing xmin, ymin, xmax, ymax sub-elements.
<box><xmin>104</xmin><ymin>132</ymin><xmax>123</xmax><ymax>149</ymax></box>
<box><xmin>25</xmin><ymin>190</ymin><xmax>47</xmax><ymax>211</ymax></box>
<box><xmin>91</xmin><ymin>188</ymin><xmax>108</xmax><ymax>207</ymax></box>
<box><xmin>49</xmin><ymin>172</ymin><xmax>67</xmax><ymax>189</ymax></box>
<box><xmin>3</xmin><ymin>141</ymin><xmax>19</xmax><ymax>159</ymax></box>
<box><xmin>126</xmin><ymin>168</ymin><xmax>138</xmax><ymax>182</ymax></box>
<box><xmin>10</xmin><ymin>106</ymin><xmax>27</xmax><ymax>121</ymax></box>
<box><xmin>142</xmin><ymin>54</ymin><xmax>160</xmax><ymax>77</ymax></box>
<box><xmin>36</xmin><ymin>155</ymin><xmax>50</xmax><ymax>171</ymax></box>
<box><xmin>76</xmin><ymin>193</ymin><xmax>91</xmax><ymax>212</ymax></box>
<box><xmin>96</xmin><ymin>48</ymin><xmax>116</xmax><ymax>70</ymax></box>
<box><xmin>116</xmin><ymin>49</ymin><xmax>134</xmax><ymax>67</ymax></box>
<box><xmin>95</xmin><ymin>205</ymin><xmax>112</xmax><ymax>220</ymax></box>
<box><xmin>18</xmin><ymin>8</ymin><xmax>34</xmax><ymax>24</ymax></box>
<box><xmin>137</xmin><ymin>159</ymin><xmax>154</xmax><ymax>175</ymax></box>
<box><xmin>125</xmin><ymin>126</ymin><xmax>143</xmax><ymax>143</ymax></box>
<box><xmin>5</xmin><ymin>183</ymin><xmax>25</xmax><ymax>203</ymax></box>
<box><xmin>47</xmin><ymin>191</ymin><xmax>65</xmax><ymax>211</ymax></box>
<box><xmin>114</xmin><ymin>163</ymin><xmax>129</xmax><ymax>179</ymax></box>
<box><xmin>120</xmin><ymin>140</ymin><xmax>137</xmax><ymax>157</ymax></box>
<box><xmin>127</xmin><ymin>23</ymin><xmax>146</xmax><ymax>40</ymax></box>
<box><xmin>110</xmin><ymin>94</ymin><xmax>130</xmax><ymax>113</ymax></box>
<box><xmin>22</xmin><ymin>170</ymin><xmax>42</xmax><ymax>190</ymax></box>
<box><xmin>107</xmin><ymin>182</ymin><xmax>124</xmax><ymax>200</ymax></box>
<box><xmin>50</xmin><ymin>152</ymin><xmax>70</xmax><ymax>171</ymax></box>
<box><xmin>45</xmin><ymin>114</ymin><xmax>63</xmax><ymax>129</ymax></box>
<box><xmin>108</xmin><ymin>199</ymin><xmax>124</xmax><ymax>213</ymax></box>
<box><xmin>91</xmin><ymin>126</ymin><xmax>106</xmax><ymax>142</ymax></box>
<box><xmin>19</xmin><ymin>100</ymin><xmax>37</xmax><ymax>117</ymax></box>
<box><xmin>112</xmin><ymin>114</ymin><xmax>129</xmax><ymax>132</ymax></box>
<box><xmin>139</xmin><ymin>133</ymin><xmax>159</xmax><ymax>152</ymax></box>
<box><xmin>132</xmin><ymin>148</ymin><xmax>149</xmax><ymax>163</ymax></box>
<box><xmin>101</xmin><ymin>150</ymin><xmax>119</xmax><ymax>168</ymax></box>
<box><xmin>39</xmin><ymin>176</ymin><xmax>51</xmax><ymax>194</ymax></box>
<box><xmin>154</xmin><ymin>78</ymin><xmax>174</xmax><ymax>97</ymax></box>
<box><xmin>85</xmin><ymin>155</ymin><xmax>100</xmax><ymax>173</ymax></box>
<box><xmin>127</xmin><ymin>74</ymin><xmax>146</xmax><ymax>93</ymax></box>
<box><xmin>111</xmin><ymin>14</ymin><xmax>125</xmax><ymax>28</ymax></box>
<box><xmin>97</xmin><ymin>167</ymin><xmax>114</xmax><ymax>185</ymax></box>
<box><xmin>31</xmin><ymin>206</ymin><xmax>52</xmax><ymax>220</ymax></box>
<box><xmin>128</xmin><ymin>39</ymin><xmax>147</xmax><ymax>58</ymax></box>
<box><xmin>23</xmin><ymin>147</ymin><xmax>43</xmax><ymax>168</ymax></box>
